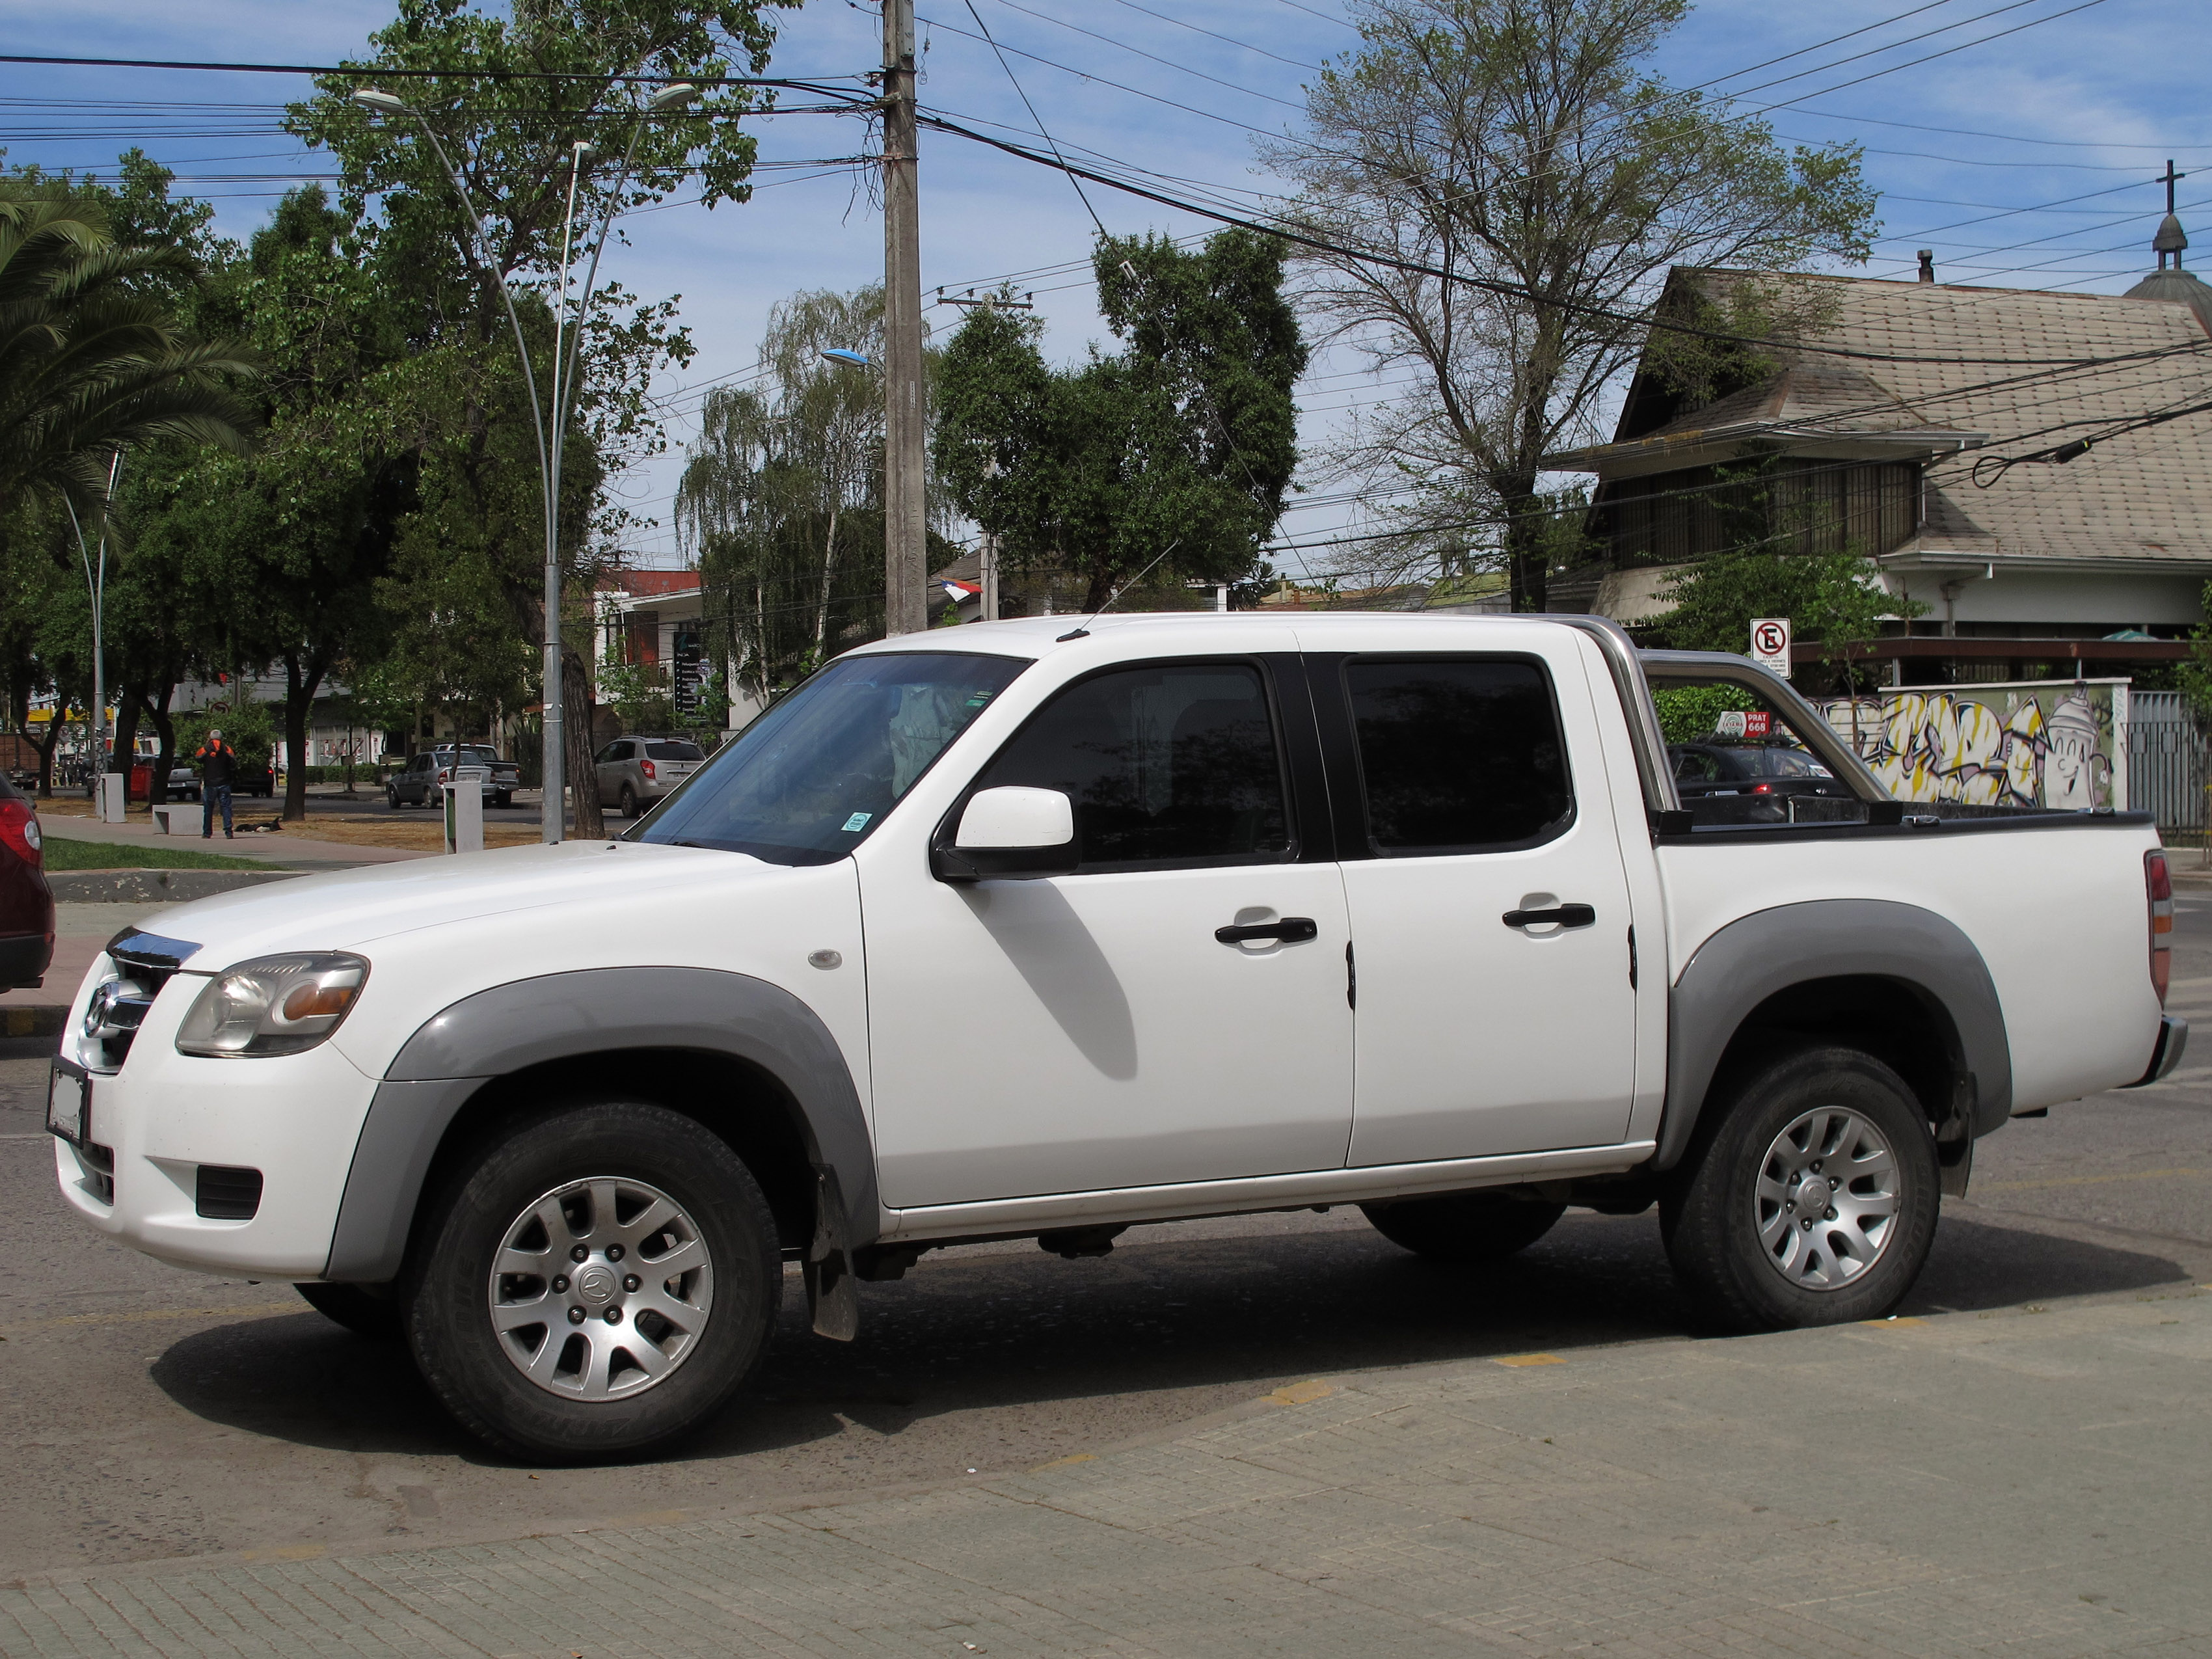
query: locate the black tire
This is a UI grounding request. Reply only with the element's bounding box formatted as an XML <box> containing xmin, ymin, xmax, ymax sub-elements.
<box><xmin>403</xmin><ymin>1100</ymin><xmax>781</xmax><ymax>1463</ymax></box>
<box><xmin>1661</xmin><ymin>1045</ymin><xmax>1939</xmax><ymax>1333</ymax></box>
<box><xmin>385</xmin><ymin>785</ymin><xmax>399</xmax><ymax>811</ymax></box>
<box><xmin>295</xmin><ymin>1280</ymin><xmax>405</xmax><ymax>1340</ymax></box>
<box><xmin>1360</xmin><ymin>1192</ymin><xmax>1567</xmax><ymax>1262</ymax></box>
<box><xmin>494</xmin><ymin>792</ymin><xmax>513</xmax><ymax>809</ymax></box>
<box><xmin>618</xmin><ymin>784</ymin><xmax>638</xmax><ymax>818</ymax></box>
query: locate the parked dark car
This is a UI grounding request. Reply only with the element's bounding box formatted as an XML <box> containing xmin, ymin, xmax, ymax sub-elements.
<box><xmin>386</xmin><ymin>746</ymin><xmax>520</xmax><ymax>811</ymax></box>
<box><xmin>1670</xmin><ymin>738</ymin><xmax>1856</xmax><ymax>815</ymax></box>
<box><xmin>0</xmin><ymin>772</ymin><xmax>53</xmax><ymax>990</ymax></box>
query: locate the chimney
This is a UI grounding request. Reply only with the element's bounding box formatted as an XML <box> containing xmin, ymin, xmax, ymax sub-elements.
<box><xmin>1917</xmin><ymin>250</ymin><xmax>1936</xmax><ymax>283</ymax></box>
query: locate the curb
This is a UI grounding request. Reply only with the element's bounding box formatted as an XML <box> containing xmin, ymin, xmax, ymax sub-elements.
<box><xmin>46</xmin><ymin>868</ymin><xmax>304</xmax><ymax>904</ymax></box>
<box><xmin>1</xmin><ymin>1006</ymin><xmax>64</xmax><ymax>1039</ymax></box>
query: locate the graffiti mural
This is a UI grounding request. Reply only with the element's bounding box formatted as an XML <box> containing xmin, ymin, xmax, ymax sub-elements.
<box><xmin>1819</xmin><ymin>680</ymin><xmax>2129</xmax><ymax>809</ymax></box>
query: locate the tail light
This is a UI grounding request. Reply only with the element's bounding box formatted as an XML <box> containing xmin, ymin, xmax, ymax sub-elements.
<box><xmin>1751</xmin><ymin>783</ymin><xmax>1773</xmax><ymax>794</ymax></box>
<box><xmin>2148</xmin><ymin>849</ymin><xmax>2173</xmax><ymax>1005</ymax></box>
<box><xmin>641</xmin><ymin>760</ymin><xmax>658</xmax><ymax>781</ymax></box>
<box><xmin>0</xmin><ymin>799</ymin><xmax>40</xmax><ymax>866</ymax></box>
<box><xmin>437</xmin><ymin>768</ymin><xmax>450</xmax><ymax>784</ymax></box>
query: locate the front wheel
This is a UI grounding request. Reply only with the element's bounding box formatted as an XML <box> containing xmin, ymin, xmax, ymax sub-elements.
<box><xmin>1662</xmin><ymin>1045</ymin><xmax>1939</xmax><ymax>1332</ymax></box>
<box><xmin>405</xmin><ymin>1101</ymin><xmax>781</xmax><ymax>1463</ymax></box>
<box><xmin>1360</xmin><ymin>1191</ymin><xmax>1567</xmax><ymax>1262</ymax></box>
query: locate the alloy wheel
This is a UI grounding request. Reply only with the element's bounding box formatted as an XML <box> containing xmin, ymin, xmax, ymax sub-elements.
<box><xmin>1752</xmin><ymin>1105</ymin><xmax>1900</xmax><ymax>1290</ymax></box>
<box><xmin>486</xmin><ymin>1176</ymin><xmax>715</xmax><ymax>1401</ymax></box>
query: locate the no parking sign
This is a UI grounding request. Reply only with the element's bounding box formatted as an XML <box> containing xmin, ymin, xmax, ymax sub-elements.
<box><xmin>1751</xmin><ymin>617</ymin><xmax>1792</xmax><ymax>679</ymax></box>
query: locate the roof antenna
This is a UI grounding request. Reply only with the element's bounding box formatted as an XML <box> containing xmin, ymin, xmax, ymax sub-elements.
<box><xmin>1057</xmin><ymin>541</ymin><xmax>1181</xmax><ymax>641</ymax></box>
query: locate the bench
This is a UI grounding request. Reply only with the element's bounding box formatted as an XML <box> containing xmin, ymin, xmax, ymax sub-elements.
<box><xmin>150</xmin><ymin>804</ymin><xmax>189</xmax><ymax>835</ymax></box>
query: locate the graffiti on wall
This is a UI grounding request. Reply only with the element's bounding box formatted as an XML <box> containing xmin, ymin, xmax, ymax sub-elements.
<box><xmin>1818</xmin><ymin>680</ymin><xmax>2127</xmax><ymax>809</ymax></box>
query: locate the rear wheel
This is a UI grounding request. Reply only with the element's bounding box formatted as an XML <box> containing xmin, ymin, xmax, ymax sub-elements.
<box><xmin>385</xmin><ymin>785</ymin><xmax>399</xmax><ymax>810</ymax></box>
<box><xmin>1662</xmin><ymin>1045</ymin><xmax>1939</xmax><ymax>1332</ymax></box>
<box><xmin>295</xmin><ymin>1280</ymin><xmax>403</xmax><ymax>1340</ymax></box>
<box><xmin>404</xmin><ymin>1101</ymin><xmax>781</xmax><ymax>1463</ymax></box>
<box><xmin>1360</xmin><ymin>1192</ymin><xmax>1567</xmax><ymax>1262</ymax></box>
<box><xmin>618</xmin><ymin>784</ymin><xmax>639</xmax><ymax>818</ymax></box>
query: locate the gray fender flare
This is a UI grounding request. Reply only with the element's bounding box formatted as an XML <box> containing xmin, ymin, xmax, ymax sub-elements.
<box><xmin>1656</xmin><ymin>899</ymin><xmax>2012</xmax><ymax>1172</ymax></box>
<box><xmin>323</xmin><ymin>967</ymin><xmax>878</xmax><ymax>1284</ymax></box>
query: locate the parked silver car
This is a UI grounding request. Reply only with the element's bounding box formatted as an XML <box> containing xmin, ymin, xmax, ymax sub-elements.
<box><xmin>386</xmin><ymin>746</ymin><xmax>520</xmax><ymax>810</ymax></box>
<box><xmin>165</xmin><ymin>765</ymin><xmax>200</xmax><ymax>801</ymax></box>
<box><xmin>594</xmin><ymin>736</ymin><xmax>706</xmax><ymax>817</ymax></box>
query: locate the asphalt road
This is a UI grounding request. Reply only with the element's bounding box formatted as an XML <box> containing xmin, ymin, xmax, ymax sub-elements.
<box><xmin>0</xmin><ymin>894</ymin><xmax>2204</xmax><ymax>1580</ymax></box>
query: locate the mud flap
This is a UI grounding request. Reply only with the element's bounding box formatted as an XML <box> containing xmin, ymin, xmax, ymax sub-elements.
<box><xmin>803</xmin><ymin>1165</ymin><xmax>861</xmax><ymax>1342</ymax></box>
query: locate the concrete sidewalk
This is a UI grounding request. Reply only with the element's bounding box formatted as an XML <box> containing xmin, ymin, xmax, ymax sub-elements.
<box><xmin>3</xmin><ymin>1284</ymin><xmax>2203</xmax><ymax>1658</ymax></box>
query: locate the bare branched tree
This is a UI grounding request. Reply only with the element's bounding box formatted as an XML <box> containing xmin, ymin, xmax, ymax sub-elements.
<box><xmin>1263</xmin><ymin>0</ymin><xmax>1878</xmax><ymax>610</ymax></box>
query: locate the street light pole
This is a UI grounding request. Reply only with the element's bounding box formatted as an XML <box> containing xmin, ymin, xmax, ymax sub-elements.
<box><xmin>352</xmin><ymin>81</ymin><xmax>695</xmax><ymax>843</ymax></box>
<box><xmin>64</xmin><ymin>450</ymin><xmax>122</xmax><ymax>814</ymax></box>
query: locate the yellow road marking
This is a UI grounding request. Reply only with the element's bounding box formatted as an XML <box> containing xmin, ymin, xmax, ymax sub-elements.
<box><xmin>1860</xmin><ymin>1316</ymin><xmax>1928</xmax><ymax>1327</ymax></box>
<box><xmin>1979</xmin><ymin>1167</ymin><xmax>2205</xmax><ymax>1193</ymax></box>
<box><xmin>1267</xmin><ymin>1380</ymin><xmax>1336</xmax><ymax>1404</ymax></box>
<box><xmin>1493</xmin><ymin>1353</ymin><xmax>1565</xmax><ymax>1368</ymax></box>
<box><xmin>1028</xmin><ymin>1453</ymin><xmax>1098</xmax><ymax>1473</ymax></box>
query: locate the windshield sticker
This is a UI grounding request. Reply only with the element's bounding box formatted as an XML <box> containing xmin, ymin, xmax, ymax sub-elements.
<box><xmin>965</xmin><ymin>691</ymin><xmax>995</xmax><ymax>707</ymax></box>
<box><xmin>841</xmin><ymin>812</ymin><xmax>872</xmax><ymax>833</ymax></box>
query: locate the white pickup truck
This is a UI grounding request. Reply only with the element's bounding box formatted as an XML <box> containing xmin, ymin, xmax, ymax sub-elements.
<box><xmin>48</xmin><ymin>614</ymin><xmax>2183</xmax><ymax>1461</ymax></box>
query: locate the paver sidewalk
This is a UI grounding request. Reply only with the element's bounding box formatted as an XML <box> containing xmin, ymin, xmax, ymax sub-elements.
<box><xmin>3</xmin><ymin>1286</ymin><xmax>2205</xmax><ymax>1658</ymax></box>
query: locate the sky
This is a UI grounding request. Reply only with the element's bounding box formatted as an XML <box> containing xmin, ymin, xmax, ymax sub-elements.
<box><xmin>1</xmin><ymin>0</ymin><xmax>2207</xmax><ymax>574</ymax></box>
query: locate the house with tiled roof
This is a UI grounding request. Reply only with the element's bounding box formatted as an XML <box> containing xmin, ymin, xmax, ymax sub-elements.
<box><xmin>1544</xmin><ymin>207</ymin><xmax>2212</xmax><ymax>683</ymax></box>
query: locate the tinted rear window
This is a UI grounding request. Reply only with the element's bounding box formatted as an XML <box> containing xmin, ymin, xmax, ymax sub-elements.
<box><xmin>647</xmin><ymin>742</ymin><xmax>704</xmax><ymax>761</ymax></box>
<box><xmin>1346</xmin><ymin>657</ymin><xmax>1574</xmax><ymax>853</ymax></box>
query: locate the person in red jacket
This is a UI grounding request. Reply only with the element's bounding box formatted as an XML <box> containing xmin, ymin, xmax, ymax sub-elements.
<box><xmin>195</xmin><ymin>730</ymin><xmax>237</xmax><ymax>839</ymax></box>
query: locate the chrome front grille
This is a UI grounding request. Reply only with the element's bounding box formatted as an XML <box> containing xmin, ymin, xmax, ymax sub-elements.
<box><xmin>95</xmin><ymin>928</ymin><xmax>200</xmax><ymax>1070</ymax></box>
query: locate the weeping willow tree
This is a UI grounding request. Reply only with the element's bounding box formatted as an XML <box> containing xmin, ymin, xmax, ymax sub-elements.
<box><xmin>677</xmin><ymin>286</ymin><xmax>887</xmax><ymax>699</ymax></box>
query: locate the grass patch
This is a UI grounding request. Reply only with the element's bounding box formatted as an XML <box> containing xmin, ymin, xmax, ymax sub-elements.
<box><xmin>40</xmin><ymin>837</ymin><xmax>273</xmax><ymax>872</ymax></box>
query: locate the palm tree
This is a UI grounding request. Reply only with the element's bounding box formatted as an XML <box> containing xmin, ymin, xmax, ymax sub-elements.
<box><xmin>0</xmin><ymin>186</ymin><xmax>257</xmax><ymax>511</ymax></box>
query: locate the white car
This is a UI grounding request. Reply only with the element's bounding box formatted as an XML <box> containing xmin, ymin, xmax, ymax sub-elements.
<box><xmin>47</xmin><ymin>614</ymin><xmax>2182</xmax><ymax>1461</ymax></box>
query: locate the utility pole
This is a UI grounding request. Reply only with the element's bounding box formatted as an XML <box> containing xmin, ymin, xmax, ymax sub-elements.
<box><xmin>881</xmin><ymin>0</ymin><xmax>928</xmax><ymax>636</ymax></box>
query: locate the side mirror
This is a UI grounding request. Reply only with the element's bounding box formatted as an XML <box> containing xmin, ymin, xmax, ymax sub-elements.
<box><xmin>932</xmin><ymin>786</ymin><xmax>1078</xmax><ymax>882</ymax></box>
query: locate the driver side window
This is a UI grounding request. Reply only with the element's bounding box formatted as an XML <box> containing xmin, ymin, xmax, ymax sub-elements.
<box><xmin>971</xmin><ymin>660</ymin><xmax>1291</xmax><ymax>872</ymax></box>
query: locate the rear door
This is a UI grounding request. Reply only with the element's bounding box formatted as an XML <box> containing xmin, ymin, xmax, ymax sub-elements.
<box><xmin>1315</xmin><ymin>628</ymin><xmax>1640</xmax><ymax>1165</ymax></box>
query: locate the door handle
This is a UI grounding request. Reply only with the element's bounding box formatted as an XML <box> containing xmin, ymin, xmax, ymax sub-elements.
<box><xmin>1502</xmin><ymin>904</ymin><xmax>1597</xmax><ymax>930</ymax></box>
<box><xmin>1215</xmin><ymin>917</ymin><xmax>1319</xmax><ymax>945</ymax></box>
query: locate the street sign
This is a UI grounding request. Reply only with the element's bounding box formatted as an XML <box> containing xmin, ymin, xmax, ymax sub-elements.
<box><xmin>1751</xmin><ymin>617</ymin><xmax>1792</xmax><ymax>679</ymax></box>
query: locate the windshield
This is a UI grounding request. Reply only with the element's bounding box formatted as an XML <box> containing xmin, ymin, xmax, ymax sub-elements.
<box><xmin>633</xmin><ymin>651</ymin><xmax>1029</xmax><ymax>863</ymax></box>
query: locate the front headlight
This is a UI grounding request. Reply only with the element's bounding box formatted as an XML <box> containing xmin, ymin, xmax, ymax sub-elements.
<box><xmin>175</xmin><ymin>953</ymin><xmax>370</xmax><ymax>1058</ymax></box>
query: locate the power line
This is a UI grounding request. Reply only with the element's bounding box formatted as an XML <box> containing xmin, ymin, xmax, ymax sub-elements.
<box><xmin>913</xmin><ymin>105</ymin><xmax>2212</xmax><ymax>371</ymax></box>
<box><xmin>973</xmin><ymin>0</ymin><xmax>1306</xmax><ymax>113</ymax></box>
<box><xmin>1096</xmin><ymin>0</ymin><xmax>1324</xmax><ymax>72</ymax></box>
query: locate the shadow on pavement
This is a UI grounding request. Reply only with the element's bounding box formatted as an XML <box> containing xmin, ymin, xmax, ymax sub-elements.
<box><xmin>147</xmin><ymin>1206</ymin><xmax>2191</xmax><ymax>1463</ymax></box>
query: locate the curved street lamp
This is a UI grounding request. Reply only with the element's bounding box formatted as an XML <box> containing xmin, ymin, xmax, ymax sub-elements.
<box><xmin>353</xmin><ymin>79</ymin><xmax>697</xmax><ymax>842</ymax></box>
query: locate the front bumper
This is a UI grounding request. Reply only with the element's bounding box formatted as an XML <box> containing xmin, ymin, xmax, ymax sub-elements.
<box><xmin>2122</xmin><ymin>1015</ymin><xmax>2189</xmax><ymax>1088</ymax></box>
<box><xmin>49</xmin><ymin>955</ymin><xmax>383</xmax><ymax>1278</ymax></box>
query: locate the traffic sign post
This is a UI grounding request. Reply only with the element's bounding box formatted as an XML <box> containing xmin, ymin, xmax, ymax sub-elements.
<box><xmin>1751</xmin><ymin>617</ymin><xmax>1792</xmax><ymax>679</ymax></box>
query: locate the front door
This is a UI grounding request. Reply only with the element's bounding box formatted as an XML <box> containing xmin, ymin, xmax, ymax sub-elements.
<box><xmin>1328</xmin><ymin>638</ymin><xmax>1639</xmax><ymax>1165</ymax></box>
<box><xmin>861</xmin><ymin>656</ymin><xmax>1353</xmax><ymax>1210</ymax></box>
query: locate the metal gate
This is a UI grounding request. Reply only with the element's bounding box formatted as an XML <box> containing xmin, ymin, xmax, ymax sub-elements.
<box><xmin>2125</xmin><ymin>691</ymin><xmax>2205</xmax><ymax>833</ymax></box>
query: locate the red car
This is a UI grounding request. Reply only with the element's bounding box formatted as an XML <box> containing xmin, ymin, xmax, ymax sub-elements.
<box><xmin>0</xmin><ymin>772</ymin><xmax>53</xmax><ymax>990</ymax></box>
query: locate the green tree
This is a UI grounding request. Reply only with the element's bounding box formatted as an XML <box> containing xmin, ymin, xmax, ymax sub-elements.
<box><xmin>0</xmin><ymin>182</ymin><xmax>256</xmax><ymax>511</ymax></box>
<box><xmin>679</xmin><ymin>286</ymin><xmax>892</xmax><ymax>698</ymax></box>
<box><xmin>290</xmin><ymin>0</ymin><xmax>798</xmax><ymax>836</ymax></box>
<box><xmin>937</xmin><ymin>229</ymin><xmax>1305</xmax><ymax>612</ymax></box>
<box><xmin>1264</xmin><ymin>0</ymin><xmax>1878</xmax><ymax>610</ymax></box>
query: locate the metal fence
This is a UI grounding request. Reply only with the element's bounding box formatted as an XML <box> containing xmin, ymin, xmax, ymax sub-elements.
<box><xmin>2125</xmin><ymin>691</ymin><xmax>2205</xmax><ymax>835</ymax></box>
